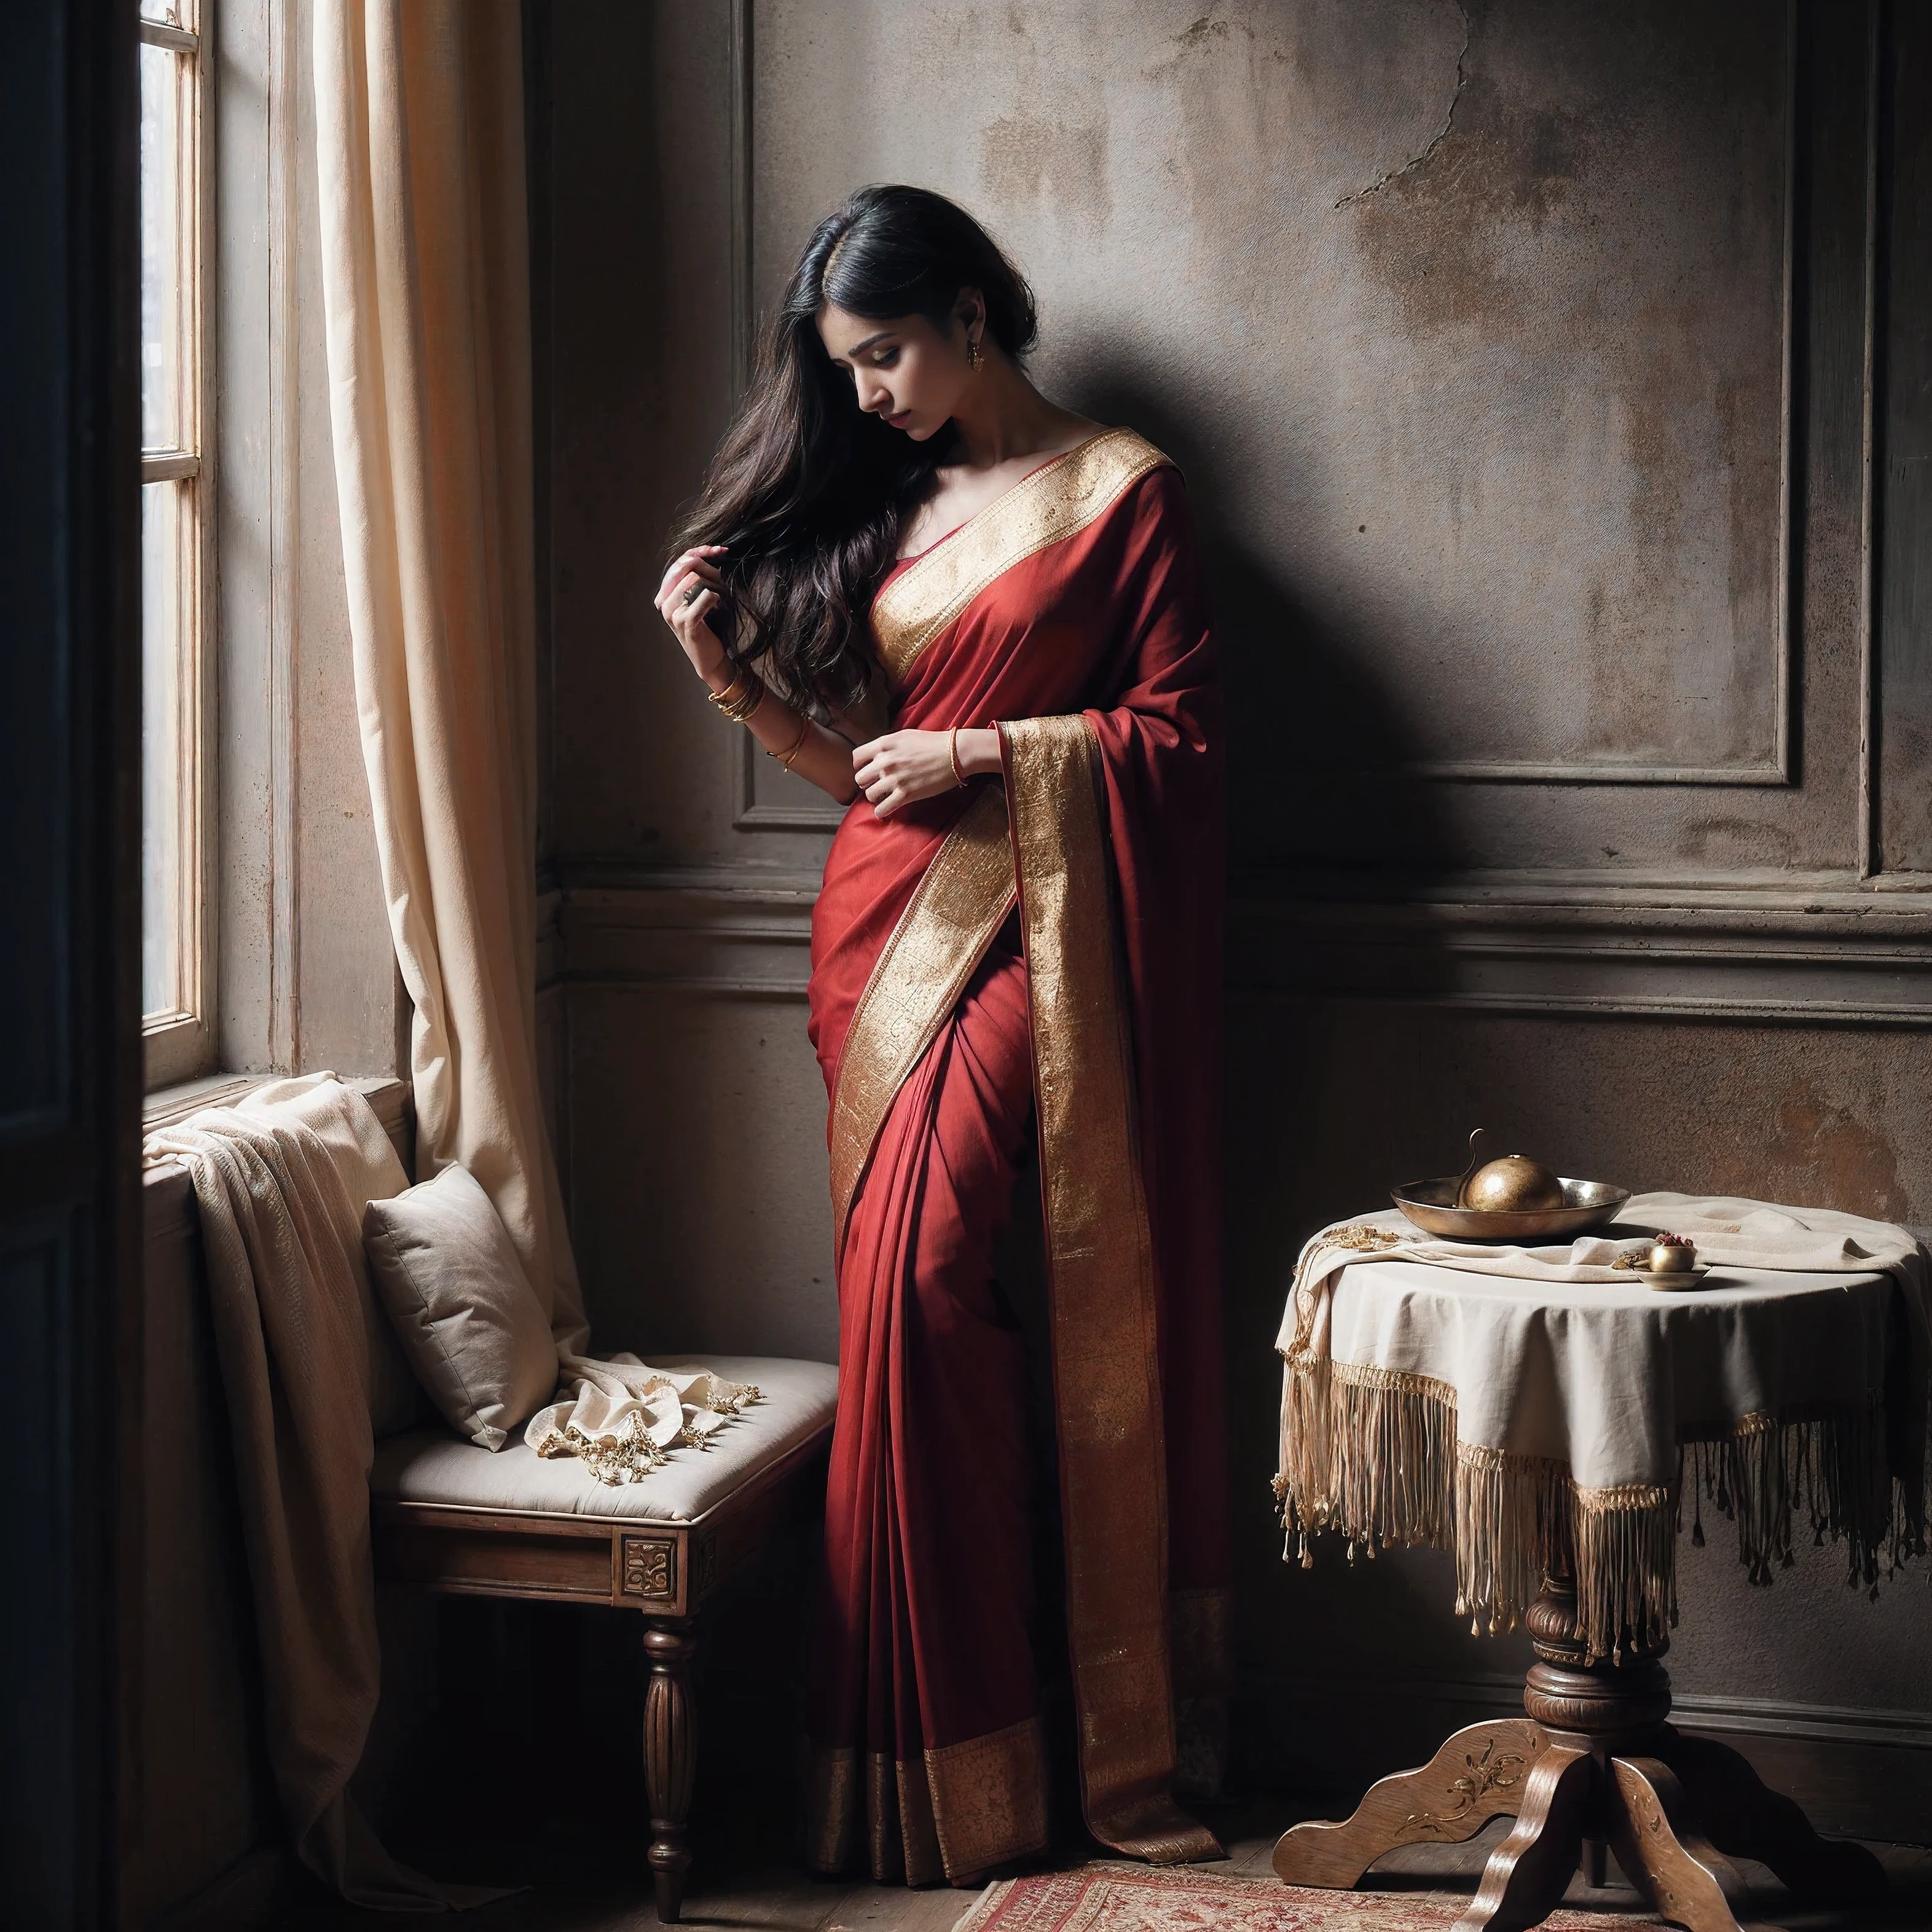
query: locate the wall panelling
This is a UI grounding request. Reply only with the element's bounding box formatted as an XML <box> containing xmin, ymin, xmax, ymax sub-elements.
<box><xmin>537</xmin><ymin>0</ymin><xmax>1932</xmax><ymax>1838</ymax></box>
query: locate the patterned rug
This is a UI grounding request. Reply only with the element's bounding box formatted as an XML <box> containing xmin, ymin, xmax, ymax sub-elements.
<box><xmin>951</xmin><ymin>1863</ymin><xmax>1636</xmax><ymax>1931</ymax></box>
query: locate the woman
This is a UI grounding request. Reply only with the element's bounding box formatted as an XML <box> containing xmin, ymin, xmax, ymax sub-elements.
<box><xmin>654</xmin><ymin>186</ymin><xmax>1230</xmax><ymax>1885</ymax></box>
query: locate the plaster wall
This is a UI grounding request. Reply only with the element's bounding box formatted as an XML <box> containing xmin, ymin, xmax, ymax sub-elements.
<box><xmin>539</xmin><ymin>0</ymin><xmax>1932</xmax><ymax>1832</ymax></box>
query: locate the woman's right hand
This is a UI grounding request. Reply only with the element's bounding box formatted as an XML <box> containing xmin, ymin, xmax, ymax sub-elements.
<box><xmin>654</xmin><ymin>545</ymin><xmax>731</xmax><ymax>687</ymax></box>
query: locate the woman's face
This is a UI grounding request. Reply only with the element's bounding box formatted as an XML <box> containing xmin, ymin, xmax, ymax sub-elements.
<box><xmin>817</xmin><ymin>300</ymin><xmax>976</xmax><ymax>441</ymax></box>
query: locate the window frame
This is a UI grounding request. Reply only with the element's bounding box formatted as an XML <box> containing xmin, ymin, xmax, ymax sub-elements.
<box><xmin>139</xmin><ymin>2</ymin><xmax>218</xmax><ymax>1090</ymax></box>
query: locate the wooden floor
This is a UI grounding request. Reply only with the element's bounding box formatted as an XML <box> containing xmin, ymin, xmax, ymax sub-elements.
<box><xmin>285</xmin><ymin>1799</ymin><xmax>1932</xmax><ymax>1931</ymax></box>
<box><xmin>274</xmin><ymin>1596</ymin><xmax>1930</xmax><ymax>1932</ymax></box>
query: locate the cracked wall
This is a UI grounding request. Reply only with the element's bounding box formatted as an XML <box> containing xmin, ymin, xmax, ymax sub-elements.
<box><xmin>746</xmin><ymin>0</ymin><xmax>1799</xmax><ymax>858</ymax></box>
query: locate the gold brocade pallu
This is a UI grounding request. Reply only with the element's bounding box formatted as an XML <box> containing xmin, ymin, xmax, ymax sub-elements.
<box><xmin>811</xmin><ymin>721</ymin><xmax>1217</xmax><ymax>1879</ymax></box>
<box><xmin>804</xmin><ymin>426</ymin><xmax>1231</xmax><ymax>1885</ymax></box>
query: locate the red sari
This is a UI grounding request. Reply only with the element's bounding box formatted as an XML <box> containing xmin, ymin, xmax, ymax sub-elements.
<box><xmin>804</xmin><ymin>430</ymin><xmax>1231</xmax><ymax>1883</ymax></box>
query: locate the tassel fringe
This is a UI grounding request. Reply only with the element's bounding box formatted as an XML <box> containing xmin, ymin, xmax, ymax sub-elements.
<box><xmin>1277</xmin><ymin>1357</ymin><xmax>1924</xmax><ymax>1665</ymax></box>
<box><xmin>529</xmin><ymin>1378</ymin><xmax>763</xmax><ymax>1486</ymax></box>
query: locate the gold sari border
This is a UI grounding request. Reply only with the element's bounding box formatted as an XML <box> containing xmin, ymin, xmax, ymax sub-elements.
<box><xmin>827</xmin><ymin>785</ymin><xmax>1016</xmax><ymax>1255</ymax></box>
<box><xmin>872</xmin><ymin>428</ymin><xmax>1172</xmax><ymax>685</ymax></box>
<box><xmin>925</xmin><ymin>1716</ymin><xmax>1051</xmax><ymax>1878</ymax></box>
<box><xmin>807</xmin><ymin>1724</ymin><xmax>1049</xmax><ymax>1884</ymax></box>
<box><xmin>804</xmin><ymin>1745</ymin><xmax>857</xmax><ymax>1874</ymax></box>
<box><xmin>872</xmin><ymin>1750</ymin><xmax>944</xmax><ymax>1887</ymax></box>
<box><xmin>1002</xmin><ymin>713</ymin><xmax>1220</xmax><ymax>1866</ymax></box>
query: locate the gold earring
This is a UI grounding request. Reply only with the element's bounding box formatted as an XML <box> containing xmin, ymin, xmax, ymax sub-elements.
<box><xmin>967</xmin><ymin>332</ymin><xmax>980</xmax><ymax>370</ymax></box>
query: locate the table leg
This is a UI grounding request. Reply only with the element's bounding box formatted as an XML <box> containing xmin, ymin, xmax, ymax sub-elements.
<box><xmin>1272</xmin><ymin>1718</ymin><xmax>1551</xmax><ymax>1887</ymax></box>
<box><xmin>1272</xmin><ymin>1570</ymin><xmax>1885</xmax><ymax>1932</ymax></box>
<box><xmin>1450</xmin><ymin>1745</ymin><xmax>1593</xmax><ymax>1932</ymax></box>
<box><xmin>1606</xmin><ymin>1756</ymin><xmax>1769</xmax><ymax>1932</ymax></box>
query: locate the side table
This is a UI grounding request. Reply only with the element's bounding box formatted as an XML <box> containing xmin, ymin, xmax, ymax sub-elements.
<box><xmin>1273</xmin><ymin>1565</ymin><xmax>1885</xmax><ymax>1932</ymax></box>
<box><xmin>1270</xmin><ymin>1231</ymin><xmax>1925</xmax><ymax>1932</ymax></box>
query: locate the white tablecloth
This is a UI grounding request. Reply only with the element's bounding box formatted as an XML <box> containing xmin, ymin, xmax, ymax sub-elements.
<box><xmin>1274</xmin><ymin>1196</ymin><xmax>1930</xmax><ymax>1663</ymax></box>
<box><xmin>1325</xmin><ymin>1254</ymin><xmax>1898</xmax><ymax>1488</ymax></box>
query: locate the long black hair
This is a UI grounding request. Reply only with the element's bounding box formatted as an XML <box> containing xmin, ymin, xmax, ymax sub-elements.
<box><xmin>670</xmin><ymin>185</ymin><xmax>1038</xmax><ymax>712</ymax></box>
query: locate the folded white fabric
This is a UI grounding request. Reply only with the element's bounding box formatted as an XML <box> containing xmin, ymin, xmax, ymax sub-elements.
<box><xmin>528</xmin><ymin>1357</ymin><xmax>760</xmax><ymax>1486</ymax></box>
<box><xmin>364</xmin><ymin>1162</ymin><xmax>560</xmax><ymax>1451</ymax></box>
<box><xmin>145</xmin><ymin>1070</ymin><xmax>423</xmax><ymax>1435</ymax></box>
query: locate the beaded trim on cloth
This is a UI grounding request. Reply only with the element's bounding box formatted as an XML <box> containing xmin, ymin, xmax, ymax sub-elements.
<box><xmin>1275</xmin><ymin>1353</ymin><xmax>1920</xmax><ymax>1664</ymax></box>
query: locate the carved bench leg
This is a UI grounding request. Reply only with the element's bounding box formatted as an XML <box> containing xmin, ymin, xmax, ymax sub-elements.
<box><xmin>643</xmin><ymin>1623</ymin><xmax>698</xmax><ymax>1923</ymax></box>
<box><xmin>1273</xmin><ymin>1719</ymin><xmax>1550</xmax><ymax>1888</ymax></box>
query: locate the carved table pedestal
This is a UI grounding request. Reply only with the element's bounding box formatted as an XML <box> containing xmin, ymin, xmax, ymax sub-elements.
<box><xmin>1273</xmin><ymin>1573</ymin><xmax>1887</xmax><ymax>1932</ymax></box>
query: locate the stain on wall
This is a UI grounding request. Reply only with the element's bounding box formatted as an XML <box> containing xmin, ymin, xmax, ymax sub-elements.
<box><xmin>980</xmin><ymin>111</ymin><xmax>1112</xmax><ymax>222</ymax></box>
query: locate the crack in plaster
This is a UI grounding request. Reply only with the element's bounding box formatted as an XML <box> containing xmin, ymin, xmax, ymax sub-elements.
<box><xmin>1334</xmin><ymin>2</ymin><xmax>1471</xmax><ymax>210</ymax></box>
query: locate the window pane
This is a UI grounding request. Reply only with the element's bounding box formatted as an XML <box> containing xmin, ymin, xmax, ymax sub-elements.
<box><xmin>139</xmin><ymin>41</ymin><xmax>181</xmax><ymax>451</ymax></box>
<box><xmin>141</xmin><ymin>482</ymin><xmax>183</xmax><ymax>1016</ymax></box>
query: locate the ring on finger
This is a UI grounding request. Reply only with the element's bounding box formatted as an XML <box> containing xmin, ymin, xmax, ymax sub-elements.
<box><xmin>682</xmin><ymin>584</ymin><xmax>703</xmax><ymax>606</ymax></box>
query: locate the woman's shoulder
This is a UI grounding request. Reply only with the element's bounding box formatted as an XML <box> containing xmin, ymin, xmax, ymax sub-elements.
<box><xmin>1074</xmin><ymin>422</ymin><xmax>1176</xmax><ymax>483</ymax></box>
<box><xmin>1099</xmin><ymin>431</ymin><xmax>1190</xmax><ymax>522</ymax></box>
<box><xmin>1053</xmin><ymin>426</ymin><xmax>1187</xmax><ymax>541</ymax></box>
<box><xmin>1094</xmin><ymin>437</ymin><xmax>1200</xmax><ymax>577</ymax></box>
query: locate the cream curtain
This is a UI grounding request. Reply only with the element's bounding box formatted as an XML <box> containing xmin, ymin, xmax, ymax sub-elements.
<box><xmin>314</xmin><ymin>0</ymin><xmax>585</xmax><ymax>1351</ymax></box>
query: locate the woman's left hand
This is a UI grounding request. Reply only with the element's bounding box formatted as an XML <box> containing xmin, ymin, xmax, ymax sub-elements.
<box><xmin>852</xmin><ymin>730</ymin><xmax>964</xmax><ymax>817</ymax></box>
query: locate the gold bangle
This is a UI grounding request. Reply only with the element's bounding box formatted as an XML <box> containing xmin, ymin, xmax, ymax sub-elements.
<box><xmin>948</xmin><ymin>726</ymin><xmax>966</xmax><ymax>788</ymax></box>
<box><xmin>709</xmin><ymin>672</ymin><xmax>764</xmax><ymax>723</ymax></box>
<box><xmin>771</xmin><ymin>710</ymin><xmax>810</xmax><ymax>770</ymax></box>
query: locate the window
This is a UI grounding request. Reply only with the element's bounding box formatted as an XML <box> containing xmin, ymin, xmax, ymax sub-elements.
<box><xmin>139</xmin><ymin>2</ymin><xmax>212</xmax><ymax>1085</ymax></box>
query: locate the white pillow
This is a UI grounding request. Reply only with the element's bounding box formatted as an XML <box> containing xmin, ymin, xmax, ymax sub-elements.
<box><xmin>363</xmin><ymin>1163</ymin><xmax>559</xmax><ymax>1451</ymax></box>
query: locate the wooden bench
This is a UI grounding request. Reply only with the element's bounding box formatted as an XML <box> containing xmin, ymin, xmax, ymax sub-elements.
<box><xmin>370</xmin><ymin>1355</ymin><xmax>836</xmax><ymax>1922</ymax></box>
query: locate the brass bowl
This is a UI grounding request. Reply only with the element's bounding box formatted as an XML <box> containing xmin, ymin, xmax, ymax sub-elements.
<box><xmin>1390</xmin><ymin>1175</ymin><xmax>1631</xmax><ymax>1243</ymax></box>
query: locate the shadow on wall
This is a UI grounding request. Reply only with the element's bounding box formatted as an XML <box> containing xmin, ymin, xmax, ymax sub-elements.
<box><xmin>1074</xmin><ymin>372</ymin><xmax>1466</xmax><ymax>885</ymax></box>
<box><xmin>1070</xmin><ymin>373</ymin><xmax>1533</xmax><ymax>1754</ymax></box>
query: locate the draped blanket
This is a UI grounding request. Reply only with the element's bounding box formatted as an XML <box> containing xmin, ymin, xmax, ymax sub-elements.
<box><xmin>804</xmin><ymin>430</ymin><xmax>1231</xmax><ymax>1882</ymax></box>
<box><xmin>1275</xmin><ymin>1193</ymin><xmax>1932</xmax><ymax>1663</ymax></box>
<box><xmin>144</xmin><ymin>1077</ymin><xmax>500</xmax><ymax>1911</ymax></box>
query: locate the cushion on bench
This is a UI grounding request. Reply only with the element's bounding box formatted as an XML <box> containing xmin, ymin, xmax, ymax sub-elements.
<box><xmin>370</xmin><ymin>1354</ymin><xmax>837</xmax><ymax>1523</ymax></box>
